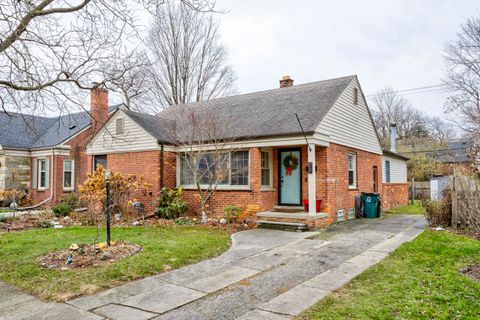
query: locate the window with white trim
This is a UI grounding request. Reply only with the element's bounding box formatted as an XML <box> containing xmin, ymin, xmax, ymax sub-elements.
<box><xmin>348</xmin><ymin>153</ymin><xmax>356</xmax><ymax>188</ymax></box>
<box><xmin>116</xmin><ymin>118</ymin><xmax>124</xmax><ymax>135</ymax></box>
<box><xmin>180</xmin><ymin>151</ymin><xmax>249</xmax><ymax>186</ymax></box>
<box><xmin>39</xmin><ymin>159</ymin><xmax>47</xmax><ymax>189</ymax></box>
<box><xmin>385</xmin><ymin>160</ymin><xmax>391</xmax><ymax>183</ymax></box>
<box><xmin>63</xmin><ymin>159</ymin><xmax>74</xmax><ymax>190</ymax></box>
<box><xmin>261</xmin><ymin>150</ymin><xmax>272</xmax><ymax>187</ymax></box>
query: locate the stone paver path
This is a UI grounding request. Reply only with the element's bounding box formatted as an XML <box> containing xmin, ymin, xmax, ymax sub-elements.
<box><xmin>0</xmin><ymin>215</ymin><xmax>425</xmax><ymax>320</ymax></box>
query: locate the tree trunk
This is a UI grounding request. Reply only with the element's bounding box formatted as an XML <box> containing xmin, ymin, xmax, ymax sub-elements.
<box><xmin>201</xmin><ymin>202</ymin><xmax>207</xmax><ymax>224</ymax></box>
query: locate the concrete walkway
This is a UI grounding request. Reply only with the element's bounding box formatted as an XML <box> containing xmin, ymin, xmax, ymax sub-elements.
<box><xmin>0</xmin><ymin>215</ymin><xmax>425</xmax><ymax>320</ymax></box>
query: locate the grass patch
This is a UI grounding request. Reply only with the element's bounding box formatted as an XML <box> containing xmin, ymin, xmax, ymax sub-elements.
<box><xmin>0</xmin><ymin>225</ymin><xmax>230</xmax><ymax>301</ymax></box>
<box><xmin>298</xmin><ymin>230</ymin><xmax>480</xmax><ymax>320</ymax></box>
<box><xmin>384</xmin><ymin>200</ymin><xmax>425</xmax><ymax>215</ymax></box>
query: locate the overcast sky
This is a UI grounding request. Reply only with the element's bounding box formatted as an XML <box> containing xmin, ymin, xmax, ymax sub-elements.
<box><xmin>213</xmin><ymin>0</ymin><xmax>479</xmax><ymax>118</ymax></box>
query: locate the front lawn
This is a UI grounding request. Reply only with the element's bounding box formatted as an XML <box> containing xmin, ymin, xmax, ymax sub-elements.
<box><xmin>384</xmin><ymin>200</ymin><xmax>425</xmax><ymax>215</ymax></box>
<box><xmin>0</xmin><ymin>226</ymin><xmax>230</xmax><ymax>301</ymax></box>
<box><xmin>299</xmin><ymin>230</ymin><xmax>480</xmax><ymax>320</ymax></box>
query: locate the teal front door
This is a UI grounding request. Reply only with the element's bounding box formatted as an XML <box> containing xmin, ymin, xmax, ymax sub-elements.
<box><xmin>279</xmin><ymin>149</ymin><xmax>302</xmax><ymax>205</ymax></box>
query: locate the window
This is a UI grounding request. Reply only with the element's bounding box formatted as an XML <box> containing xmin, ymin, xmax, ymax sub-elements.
<box><xmin>93</xmin><ymin>155</ymin><xmax>107</xmax><ymax>170</ymax></box>
<box><xmin>63</xmin><ymin>159</ymin><xmax>74</xmax><ymax>190</ymax></box>
<box><xmin>116</xmin><ymin>118</ymin><xmax>124</xmax><ymax>135</ymax></box>
<box><xmin>180</xmin><ymin>151</ymin><xmax>249</xmax><ymax>186</ymax></box>
<box><xmin>385</xmin><ymin>160</ymin><xmax>391</xmax><ymax>183</ymax></box>
<box><xmin>39</xmin><ymin>159</ymin><xmax>47</xmax><ymax>189</ymax></box>
<box><xmin>261</xmin><ymin>150</ymin><xmax>272</xmax><ymax>187</ymax></box>
<box><xmin>353</xmin><ymin>88</ymin><xmax>358</xmax><ymax>105</ymax></box>
<box><xmin>348</xmin><ymin>153</ymin><xmax>356</xmax><ymax>188</ymax></box>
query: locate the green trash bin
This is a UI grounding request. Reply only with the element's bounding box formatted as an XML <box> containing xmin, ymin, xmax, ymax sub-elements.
<box><xmin>363</xmin><ymin>193</ymin><xmax>381</xmax><ymax>218</ymax></box>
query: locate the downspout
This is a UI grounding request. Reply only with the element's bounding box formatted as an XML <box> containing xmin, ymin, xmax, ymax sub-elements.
<box><xmin>158</xmin><ymin>140</ymin><xmax>165</xmax><ymax>189</ymax></box>
<box><xmin>19</xmin><ymin>148</ymin><xmax>55</xmax><ymax>210</ymax></box>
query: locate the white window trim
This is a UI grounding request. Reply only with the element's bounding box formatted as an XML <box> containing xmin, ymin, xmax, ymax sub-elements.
<box><xmin>115</xmin><ymin>117</ymin><xmax>125</xmax><ymax>135</ymax></box>
<box><xmin>63</xmin><ymin>159</ymin><xmax>74</xmax><ymax>191</ymax></box>
<box><xmin>348</xmin><ymin>153</ymin><xmax>357</xmax><ymax>189</ymax></box>
<box><xmin>38</xmin><ymin>159</ymin><xmax>46</xmax><ymax>190</ymax></box>
<box><xmin>260</xmin><ymin>148</ymin><xmax>274</xmax><ymax>190</ymax></box>
<box><xmin>177</xmin><ymin>150</ymin><xmax>251</xmax><ymax>188</ymax></box>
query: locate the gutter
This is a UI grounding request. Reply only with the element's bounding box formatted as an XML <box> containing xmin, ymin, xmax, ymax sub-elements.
<box><xmin>158</xmin><ymin>140</ymin><xmax>165</xmax><ymax>189</ymax></box>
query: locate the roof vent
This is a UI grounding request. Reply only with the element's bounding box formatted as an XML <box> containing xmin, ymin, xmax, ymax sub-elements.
<box><xmin>69</xmin><ymin>125</ymin><xmax>77</xmax><ymax>130</ymax></box>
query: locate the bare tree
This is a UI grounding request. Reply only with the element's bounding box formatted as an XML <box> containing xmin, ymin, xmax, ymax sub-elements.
<box><xmin>426</xmin><ymin>116</ymin><xmax>456</xmax><ymax>142</ymax></box>
<box><xmin>144</xmin><ymin>0</ymin><xmax>236</xmax><ymax>111</ymax></box>
<box><xmin>0</xmin><ymin>0</ymin><xmax>218</xmax><ymax>119</ymax></box>
<box><xmin>370</xmin><ymin>87</ymin><xmax>430</xmax><ymax>147</ymax></box>
<box><xmin>173</xmin><ymin>106</ymin><xmax>245</xmax><ymax>223</ymax></box>
<box><xmin>444</xmin><ymin>16</ymin><xmax>480</xmax><ymax>135</ymax></box>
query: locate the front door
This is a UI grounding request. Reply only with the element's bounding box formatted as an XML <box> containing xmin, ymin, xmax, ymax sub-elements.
<box><xmin>279</xmin><ymin>149</ymin><xmax>302</xmax><ymax>206</ymax></box>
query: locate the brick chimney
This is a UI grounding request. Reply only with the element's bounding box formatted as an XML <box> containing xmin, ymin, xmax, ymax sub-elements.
<box><xmin>90</xmin><ymin>84</ymin><xmax>109</xmax><ymax>134</ymax></box>
<box><xmin>279</xmin><ymin>75</ymin><xmax>294</xmax><ymax>88</ymax></box>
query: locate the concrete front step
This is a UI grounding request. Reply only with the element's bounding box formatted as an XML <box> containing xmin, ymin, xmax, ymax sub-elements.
<box><xmin>256</xmin><ymin>211</ymin><xmax>329</xmax><ymax>230</ymax></box>
<box><xmin>257</xmin><ymin>220</ymin><xmax>308</xmax><ymax>231</ymax></box>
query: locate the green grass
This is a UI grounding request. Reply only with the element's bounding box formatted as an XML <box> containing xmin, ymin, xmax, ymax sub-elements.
<box><xmin>384</xmin><ymin>200</ymin><xmax>426</xmax><ymax>215</ymax></box>
<box><xmin>299</xmin><ymin>231</ymin><xmax>480</xmax><ymax>320</ymax></box>
<box><xmin>0</xmin><ymin>226</ymin><xmax>230</xmax><ymax>301</ymax></box>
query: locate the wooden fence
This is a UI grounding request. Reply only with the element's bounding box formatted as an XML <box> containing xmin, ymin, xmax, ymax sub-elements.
<box><xmin>408</xmin><ymin>181</ymin><xmax>430</xmax><ymax>200</ymax></box>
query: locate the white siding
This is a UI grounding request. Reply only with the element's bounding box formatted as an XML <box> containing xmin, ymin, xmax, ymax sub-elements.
<box><xmin>316</xmin><ymin>77</ymin><xmax>383</xmax><ymax>155</ymax></box>
<box><xmin>87</xmin><ymin>111</ymin><xmax>159</xmax><ymax>154</ymax></box>
<box><xmin>382</xmin><ymin>155</ymin><xmax>407</xmax><ymax>183</ymax></box>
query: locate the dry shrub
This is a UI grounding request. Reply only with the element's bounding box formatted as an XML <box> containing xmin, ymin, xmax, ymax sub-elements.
<box><xmin>455</xmin><ymin>175</ymin><xmax>480</xmax><ymax>232</ymax></box>
<box><xmin>422</xmin><ymin>189</ymin><xmax>452</xmax><ymax>227</ymax></box>
<box><xmin>79</xmin><ymin>165</ymin><xmax>152</xmax><ymax>226</ymax></box>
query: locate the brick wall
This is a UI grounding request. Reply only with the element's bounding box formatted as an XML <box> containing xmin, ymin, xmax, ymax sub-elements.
<box><xmin>93</xmin><ymin>150</ymin><xmax>177</xmax><ymax>212</ymax></box>
<box><xmin>382</xmin><ymin>183</ymin><xmax>409</xmax><ymax>209</ymax></box>
<box><xmin>316</xmin><ymin>143</ymin><xmax>382</xmax><ymax>223</ymax></box>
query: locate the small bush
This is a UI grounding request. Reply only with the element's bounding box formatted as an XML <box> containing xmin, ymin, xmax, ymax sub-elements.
<box><xmin>422</xmin><ymin>190</ymin><xmax>452</xmax><ymax>227</ymax></box>
<box><xmin>52</xmin><ymin>203</ymin><xmax>72</xmax><ymax>217</ymax></box>
<box><xmin>224</xmin><ymin>205</ymin><xmax>242</xmax><ymax>223</ymax></box>
<box><xmin>155</xmin><ymin>188</ymin><xmax>188</xmax><ymax>219</ymax></box>
<box><xmin>60</xmin><ymin>193</ymin><xmax>80</xmax><ymax>209</ymax></box>
<box><xmin>175</xmin><ymin>217</ymin><xmax>196</xmax><ymax>225</ymax></box>
<box><xmin>36</xmin><ymin>220</ymin><xmax>53</xmax><ymax>228</ymax></box>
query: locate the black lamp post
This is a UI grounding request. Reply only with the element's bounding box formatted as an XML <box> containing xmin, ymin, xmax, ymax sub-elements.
<box><xmin>105</xmin><ymin>170</ymin><xmax>111</xmax><ymax>247</ymax></box>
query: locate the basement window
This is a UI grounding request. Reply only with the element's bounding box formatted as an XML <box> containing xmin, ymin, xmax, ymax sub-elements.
<box><xmin>116</xmin><ymin>118</ymin><xmax>124</xmax><ymax>135</ymax></box>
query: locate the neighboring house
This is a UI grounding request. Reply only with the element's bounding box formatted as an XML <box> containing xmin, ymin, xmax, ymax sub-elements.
<box><xmin>87</xmin><ymin>75</ymin><xmax>409</xmax><ymax>228</ymax></box>
<box><xmin>381</xmin><ymin>125</ymin><xmax>409</xmax><ymax>208</ymax></box>
<box><xmin>0</xmin><ymin>87</ymin><xmax>117</xmax><ymax>206</ymax></box>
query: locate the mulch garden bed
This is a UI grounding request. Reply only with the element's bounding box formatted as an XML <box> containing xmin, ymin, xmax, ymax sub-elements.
<box><xmin>38</xmin><ymin>241</ymin><xmax>142</xmax><ymax>269</ymax></box>
<box><xmin>460</xmin><ymin>264</ymin><xmax>480</xmax><ymax>282</ymax></box>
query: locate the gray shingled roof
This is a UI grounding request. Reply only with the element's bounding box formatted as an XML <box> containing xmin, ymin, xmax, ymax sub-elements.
<box><xmin>0</xmin><ymin>105</ymin><xmax>119</xmax><ymax>149</ymax></box>
<box><xmin>151</xmin><ymin>75</ymin><xmax>354</xmax><ymax>143</ymax></box>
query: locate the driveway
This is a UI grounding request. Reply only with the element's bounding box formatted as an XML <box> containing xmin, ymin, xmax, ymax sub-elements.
<box><xmin>0</xmin><ymin>215</ymin><xmax>425</xmax><ymax>320</ymax></box>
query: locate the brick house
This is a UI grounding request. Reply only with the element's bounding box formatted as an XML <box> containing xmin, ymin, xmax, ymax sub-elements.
<box><xmin>0</xmin><ymin>87</ymin><xmax>118</xmax><ymax>206</ymax></box>
<box><xmin>86</xmin><ymin>75</ymin><xmax>409</xmax><ymax>228</ymax></box>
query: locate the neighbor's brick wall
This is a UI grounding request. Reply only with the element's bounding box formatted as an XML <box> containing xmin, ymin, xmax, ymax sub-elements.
<box><xmin>382</xmin><ymin>183</ymin><xmax>409</xmax><ymax>209</ymax></box>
